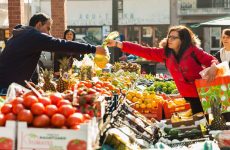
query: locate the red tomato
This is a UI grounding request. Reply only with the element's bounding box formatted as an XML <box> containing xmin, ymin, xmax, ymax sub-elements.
<box><xmin>0</xmin><ymin>137</ymin><xmax>13</xmax><ymax>150</ymax></box>
<box><xmin>10</xmin><ymin>97</ymin><xmax>23</xmax><ymax>106</ymax></box>
<box><xmin>61</xmin><ymin>126</ymin><xmax>68</xmax><ymax>129</ymax></box>
<box><xmin>17</xmin><ymin>109</ymin><xmax>33</xmax><ymax>124</ymax></box>
<box><xmin>38</xmin><ymin>97</ymin><xmax>51</xmax><ymax>106</ymax></box>
<box><xmin>50</xmin><ymin>93</ymin><xmax>63</xmax><ymax>105</ymax></box>
<box><xmin>51</xmin><ymin>114</ymin><xmax>66</xmax><ymax>127</ymax></box>
<box><xmin>88</xmin><ymin>110</ymin><xmax>95</xmax><ymax>117</ymax></box>
<box><xmin>67</xmin><ymin>139</ymin><xmax>87</xmax><ymax>150</ymax></box>
<box><xmin>87</xmin><ymin>88</ymin><xmax>97</xmax><ymax>95</ymax></box>
<box><xmin>57</xmin><ymin>100</ymin><xmax>71</xmax><ymax>107</ymax></box>
<box><xmin>58</xmin><ymin>105</ymin><xmax>75</xmax><ymax>117</ymax></box>
<box><xmin>33</xmin><ymin>114</ymin><xmax>50</xmax><ymax>127</ymax></box>
<box><xmin>95</xmin><ymin>84</ymin><xmax>102</xmax><ymax>88</ymax></box>
<box><xmin>45</xmin><ymin>105</ymin><xmax>58</xmax><ymax>117</ymax></box>
<box><xmin>70</xmin><ymin>124</ymin><xmax>80</xmax><ymax>130</ymax></box>
<box><xmin>23</xmin><ymin>95</ymin><xmax>38</xmax><ymax>108</ymax></box>
<box><xmin>0</xmin><ymin>114</ymin><xmax>6</xmax><ymax>126</ymax></box>
<box><xmin>12</xmin><ymin>103</ymin><xmax>24</xmax><ymax>115</ymax></box>
<box><xmin>4</xmin><ymin>113</ymin><xmax>16</xmax><ymax>121</ymax></box>
<box><xmin>1</xmin><ymin>104</ymin><xmax>12</xmax><ymax>114</ymax></box>
<box><xmin>31</xmin><ymin>103</ymin><xmax>45</xmax><ymax>115</ymax></box>
<box><xmin>85</xmin><ymin>81</ymin><xmax>93</xmax><ymax>88</ymax></box>
<box><xmin>83</xmin><ymin>114</ymin><xmax>91</xmax><ymax>122</ymax></box>
<box><xmin>67</xmin><ymin>113</ymin><xmax>84</xmax><ymax>127</ymax></box>
<box><xmin>22</xmin><ymin>91</ymin><xmax>36</xmax><ymax>99</ymax></box>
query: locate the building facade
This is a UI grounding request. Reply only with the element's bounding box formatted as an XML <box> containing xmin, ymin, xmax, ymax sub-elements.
<box><xmin>174</xmin><ymin>0</ymin><xmax>230</xmax><ymax>54</ymax></box>
<box><xmin>31</xmin><ymin>0</ymin><xmax>170</xmax><ymax>48</ymax></box>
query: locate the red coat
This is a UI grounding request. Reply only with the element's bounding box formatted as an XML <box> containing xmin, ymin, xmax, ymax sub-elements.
<box><xmin>122</xmin><ymin>41</ymin><xmax>218</xmax><ymax>97</ymax></box>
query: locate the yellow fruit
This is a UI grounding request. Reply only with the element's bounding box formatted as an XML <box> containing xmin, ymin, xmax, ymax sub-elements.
<box><xmin>147</xmin><ymin>103</ymin><xmax>152</xmax><ymax>109</ymax></box>
<box><xmin>140</xmin><ymin>103</ymin><xmax>146</xmax><ymax>109</ymax></box>
<box><xmin>149</xmin><ymin>94</ymin><xmax>156</xmax><ymax>99</ymax></box>
<box><xmin>126</xmin><ymin>94</ymin><xmax>132</xmax><ymax>101</ymax></box>
<box><xmin>135</xmin><ymin>104</ymin><xmax>140</xmax><ymax>109</ymax></box>
<box><xmin>94</xmin><ymin>54</ymin><xmax>110</xmax><ymax>69</ymax></box>
<box><xmin>173</xmin><ymin>98</ymin><xmax>186</xmax><ymax>105</ymax></box>
<box><xmin>142</xmin><ymin>91</ymin><xmax>148</xmax><ymax>97</ymax></box>
<box><xmin>144</xmin><ymin>110</ymin><xmax>150</xmax><ymax>114</ymax></box>
<box><xmin>135</xmin><ymin>92</ymin><xmax>142</xmax><ymax>98</ymax></box>
<box><xmin>152</xmin><ymin>101</ymin><xmax>157</xmax><ymax>108</ymax></box>
<box><xmin>145</xmin><ymin>98</ymin><xmax>151</xmax><ymax>104</ymax></box>
<box><xmin>168</xmin><ymin>101</ymin><xmax>176</xmax><ymax>108</ymax></box>
<box><xmin>138</xmin><ymin>99</ymin><xmax>143</xmax><ymax>104</ymax></box>
<box><xmin>132</xmin><ymin>97</ymin><xmax>138</xmax><ymax>102</ymax></box>
<box><xmin>128</xmin><ymin>90</ymin><xmax>135</xmax><ymax>97</ymax></box>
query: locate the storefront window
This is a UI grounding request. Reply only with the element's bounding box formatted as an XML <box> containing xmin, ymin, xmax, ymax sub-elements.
<box><xmin>210</xmin><ymin>27</ymin><xmax>221</xmax><ymax>49</ymax></box>
<box><xmin>69</xmin><ymin>26</ymin><xmax>102</xmax><ymax>45</ymax></box>
<box><xmin>142</xmin><ymin>27</ymin><xmax>153</xmax><ymax>46</ymax></box>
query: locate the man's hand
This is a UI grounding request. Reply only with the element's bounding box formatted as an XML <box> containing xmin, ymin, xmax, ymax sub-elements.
<box><xmin>204</xmin><ymin>63</ymin><xmax>218</xmax><ymax>82</ymax></box>
<box><xmin>95</xmin><ymin>46</ymin><xmax>107</xmax><ymax>55</ymax></box>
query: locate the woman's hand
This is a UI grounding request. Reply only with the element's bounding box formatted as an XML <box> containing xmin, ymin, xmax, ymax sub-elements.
<box><xmin>204</xmin><ymin>63</ymin><xmax>218</xmax><ymax>82</ymax></box>
<box><xmin>106</xmin><ymin>39</ymin><xmax>123</xmax><ymax>49</ymax></box>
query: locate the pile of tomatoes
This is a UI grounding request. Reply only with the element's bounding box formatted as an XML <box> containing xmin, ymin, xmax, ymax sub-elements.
<box><xmin>0</xmin><ymin>91</ymin><xmax>91</xmax><ymax>129</ymax></box>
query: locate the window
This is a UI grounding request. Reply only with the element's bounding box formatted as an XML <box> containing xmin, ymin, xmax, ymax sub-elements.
<box><xmin>210</xmin><ymin>27</ymin><xmax>221</xmax><ymax>49</ymax></box>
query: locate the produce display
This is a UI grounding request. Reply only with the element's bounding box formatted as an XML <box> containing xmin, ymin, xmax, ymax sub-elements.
<box><xmin>113</xmin><ymin>62</ymin><xmax>141</xmax><ymax>74</ymax></box>
<box><xmin>0</xmin><ymin>49</ymin><xmax>229</xmax><ymax>150</ymax></box>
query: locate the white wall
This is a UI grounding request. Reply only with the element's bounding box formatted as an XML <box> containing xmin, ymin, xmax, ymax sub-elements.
<box><xmin>120</xmin><ymin>0</ymin><xmax>170</xmax><ymax>25</ymax></box>
<box><xmin>67</xmin><ymin>0</ymin><xmax>112</xmax><ymax>26</ymax></box>
<box><xmin>33</xmin><ymin>0</ymin><xmax>170</xmax><ymax>26</ymax></box>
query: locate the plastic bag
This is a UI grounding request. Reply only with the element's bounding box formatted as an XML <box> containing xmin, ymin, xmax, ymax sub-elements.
<box><xmin>80</xmin><ymin>54</ymin><xmax>95</xmax><ymax>80</ymax></box>
<box><xmin>5</xmin><ymin>83</ymin><xmax>30</xmax><ymax>102</ymax></box>
<box><xmin>199</xmin><ymin>61</ymin><xmax>230</xmax><ymax>79</ymax></box>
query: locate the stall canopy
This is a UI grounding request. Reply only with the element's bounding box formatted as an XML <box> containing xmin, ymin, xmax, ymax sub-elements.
<box><xmin>191</xmin><ymin>16</ymin><xmax>230</xmax><ymax>28</ymax></box>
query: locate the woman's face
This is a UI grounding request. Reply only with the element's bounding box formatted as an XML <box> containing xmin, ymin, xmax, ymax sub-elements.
<box><xmin>65</xmin><ymin>31</ymin><xmax>74</xmax><ymax>41</ymax></box>
<box><xmin>167</xmin><ymin>31</ymin><xmax>181</xmax><ymax>52</ymax></box>
<box><xmin>221</xmin><ymin>32</ymin><xmax>230</xmax><ymax>49</ymax></box>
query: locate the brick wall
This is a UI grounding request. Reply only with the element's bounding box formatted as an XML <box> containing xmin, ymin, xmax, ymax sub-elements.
<box><xmin>51</xmin><ymin>0</ymin><xmax>67</xmax><ymax>38</ymax></box>
<box><xmin>8</xmin><ymin>0</ymin><xmax>24</xmax><ymax>34</ymax></box>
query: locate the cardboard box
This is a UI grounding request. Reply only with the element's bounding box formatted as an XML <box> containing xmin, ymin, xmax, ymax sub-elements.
<box><xmin>17</xmin><ymin>118</ymin><xmax>98</xmax><ymax>150</ymax></box>
<box><xmin>0</xmin><ymin>121</ymin><xmax>17</xmax><ymax>150</ymax></box>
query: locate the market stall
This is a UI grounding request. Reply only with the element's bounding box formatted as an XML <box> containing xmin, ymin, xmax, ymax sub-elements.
<box><xmin>0</xmin><ymin>32</ymin><xmax>229</xmax><ymax>150</ymax></box>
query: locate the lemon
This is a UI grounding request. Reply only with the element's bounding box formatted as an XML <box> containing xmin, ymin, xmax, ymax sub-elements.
<box><xmin>132</xmin><ymin>97</ymin><xmax>138</xmax><ymax>102</ymax></box>
<box><xmin>137</xmin><ymin>99</ymin><xmax>142</xmax><ymax>104</ymax></box>
<box><xmin>140</xmin><ymin>103</ymin><xmax>146</xmax><ymax>109</ymax></box>
<box><xmin>126</xmin><ymin>94</ymin><xmax>132</xmax><ymax>101</ymax></box>
<box><xmin>152</xmin><ymin>101</ymin><xmax>157</xmax><ymax>108</ymax></box>
<box><xmin>135</xmin><ymin>91</ymin><xmax>142</xmax><ymax>98</ymax></box>
<box><xmin>144</xmin><ymin>110</ymin><xmax>150</xmax><ymax>114</ymax></box>
<box><xmin>147</xmin><ymin>103</ymin><xmax>152</xmax><ymax>109</ymax></box>
<box><xmin>135</xmin><ymin>104</ymin><xmax>140</xmax><ymax>109</ymax></box>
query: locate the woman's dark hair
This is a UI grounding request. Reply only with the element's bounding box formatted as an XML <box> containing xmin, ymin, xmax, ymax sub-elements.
<box><xmin>29</xmin><ymin>13</ymin><xmax>51</xmax><ymax>27</ymax></box>
<box><xmin>222</xmin><ymin>29</ymin><xmax>230</xmax><ymax>36</ymax></box>
<box><xmin>164</xmin><ymin>25</ymin><xmax>201</xmax><ymax>61</ymax></box>
<box><xmin>63</xmin><ymin>29</ymin><xmax>76</xmax><ymax>41</ymax></box>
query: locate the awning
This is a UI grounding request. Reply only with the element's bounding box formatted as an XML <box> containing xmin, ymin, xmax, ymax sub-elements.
<box><xmin>191</xmin><ymin>16</ymin><xmax>230</xmax><ymax>28</ymax></box>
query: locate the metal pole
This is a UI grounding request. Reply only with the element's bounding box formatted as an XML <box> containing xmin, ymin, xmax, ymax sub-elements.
<box><xmin>111</xmin><ymin>0</ymin><xmax>120</xmax><ymax>63</ymax></box>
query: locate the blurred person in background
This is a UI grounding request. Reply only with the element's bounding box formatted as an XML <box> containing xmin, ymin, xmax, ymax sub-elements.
<box><xmin>215</xmin><ymin>29</ymin><xmax>230</xmax><ymax>67</ymax></box>
<box><xmin>54</xmin><ymin>29</ymin><xmax>83</xmax><ymax>74</ymax></box>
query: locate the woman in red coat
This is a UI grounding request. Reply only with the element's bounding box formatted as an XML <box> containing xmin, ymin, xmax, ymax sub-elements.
<box><xmin>107</xmin><ymin>25</ymin><xmax>218</xmax><ymax>114</ymax></box>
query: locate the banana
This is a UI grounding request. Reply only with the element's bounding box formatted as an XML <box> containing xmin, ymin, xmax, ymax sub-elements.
<box><xmin>178</xmin><ymin>109</ymin><xmax>192</xmax><ymax>118</ymax></box>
